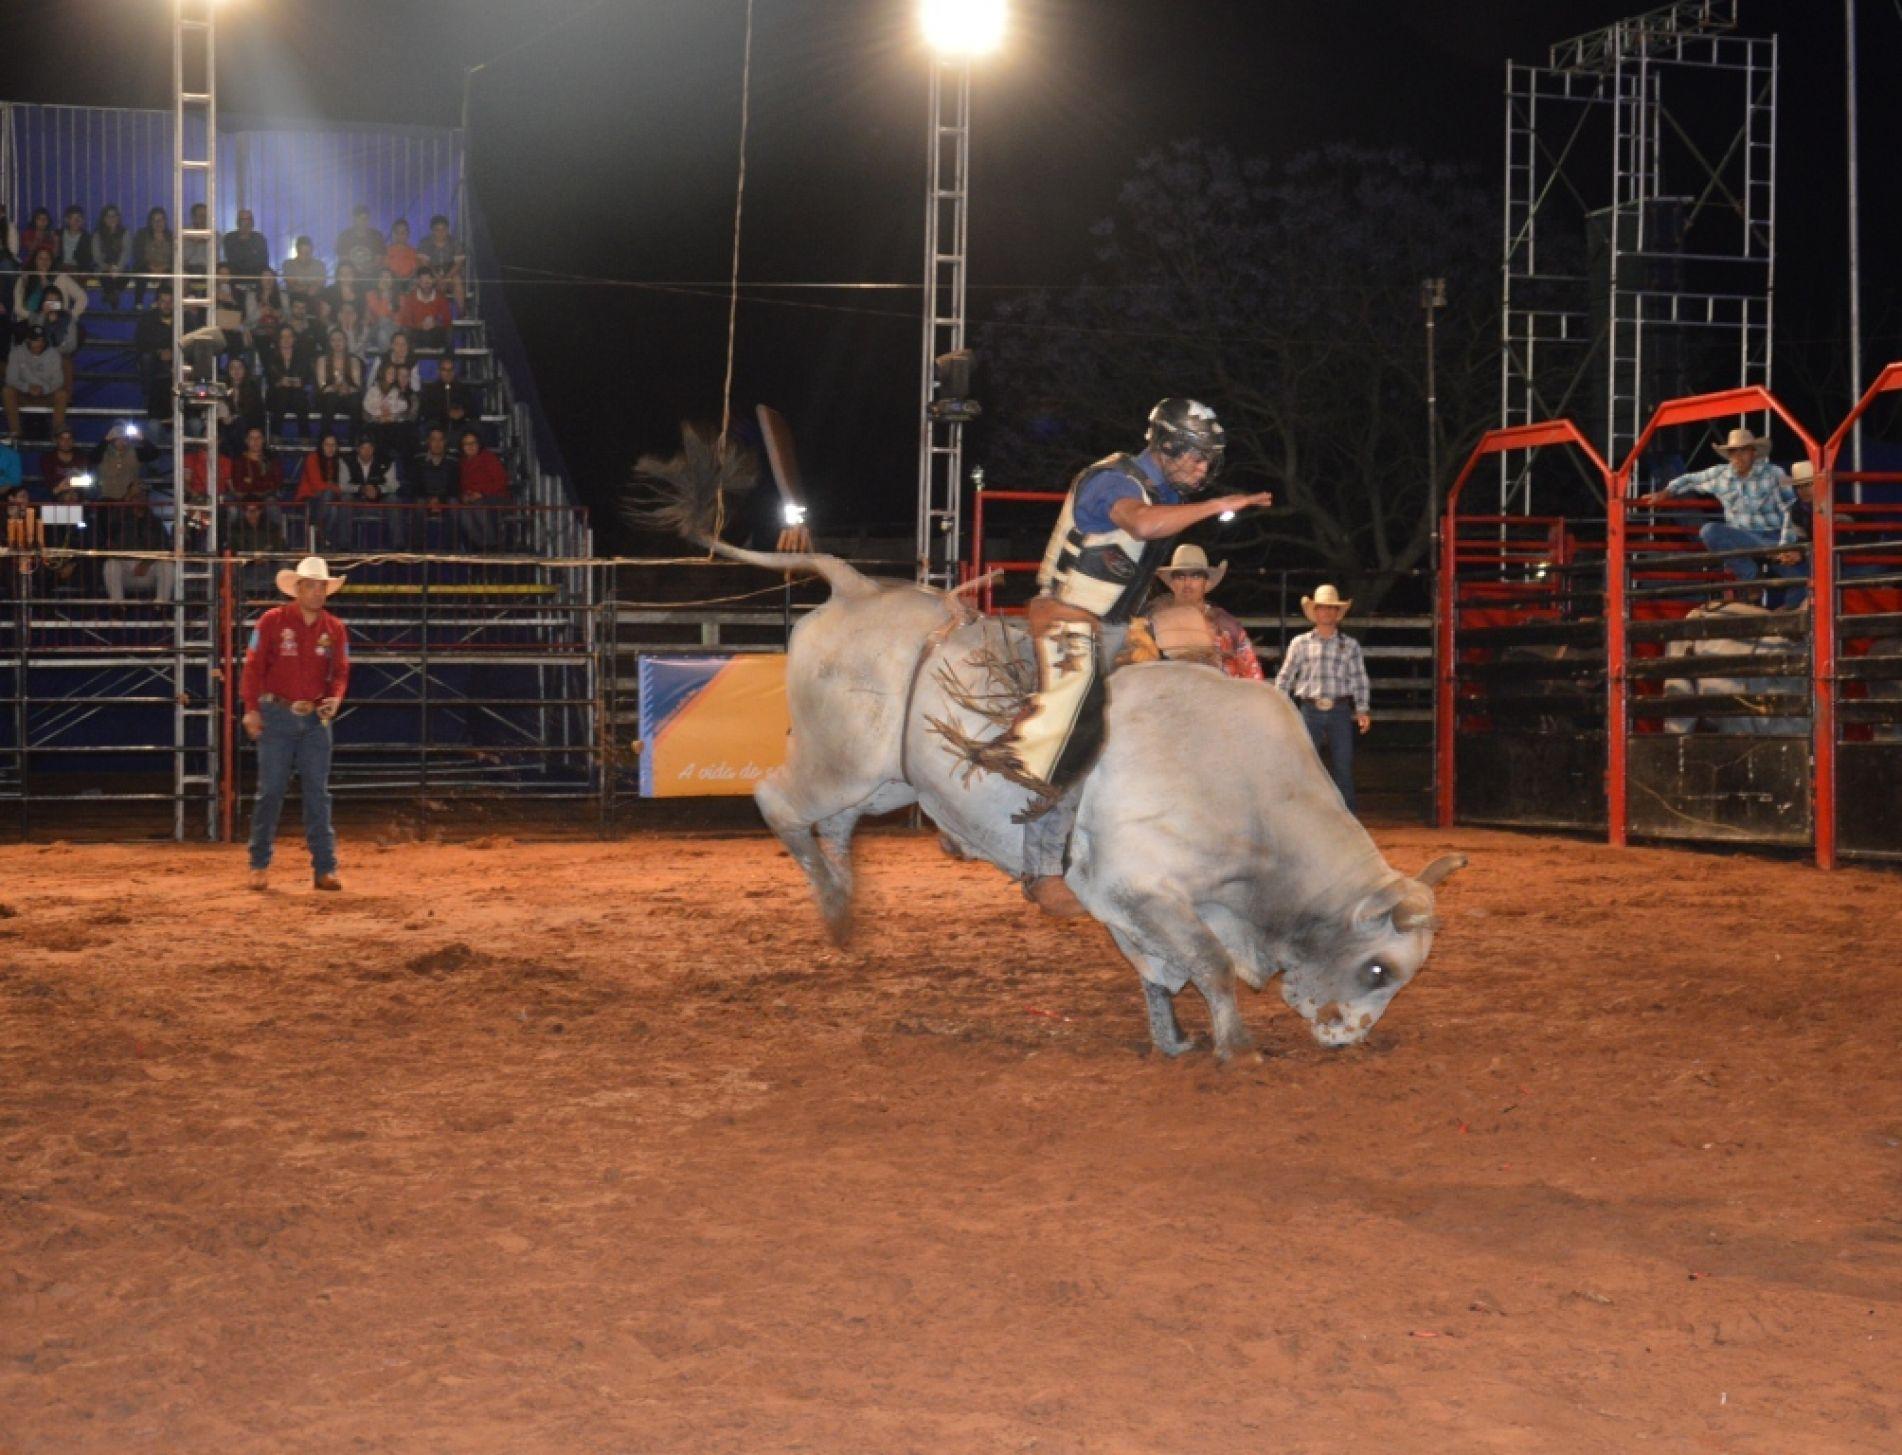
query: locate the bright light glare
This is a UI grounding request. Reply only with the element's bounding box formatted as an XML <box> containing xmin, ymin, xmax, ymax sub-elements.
<box><xmin>781</xmin><ymin>502</ymin><xmax>808</xmax><ymax>528</ymax></box>
<box><xmin>70</xmin><ymin>473</ymin><xmax>96</xmax><ymax>491</ymax></box>
<box><xmin>1219</xmin><ymin>510</ymin><xmax>1236</xmax><ymax>522</ymax></box>
<box><xmin>922</xmin><ymin>0</ymin><xmax>1006</xmax><ymax>57</ymax></box>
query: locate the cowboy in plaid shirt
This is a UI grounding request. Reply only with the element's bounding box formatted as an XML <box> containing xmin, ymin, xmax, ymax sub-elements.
<box><xmin>1631</xmin><ymin>427</ymin><xmax>1800</xmax><ymax>592</ymax></box>
<box><xmin>1275</xmin><ymin>584</ymin><xmax>1371</xmax><ymax>812</ymax></box>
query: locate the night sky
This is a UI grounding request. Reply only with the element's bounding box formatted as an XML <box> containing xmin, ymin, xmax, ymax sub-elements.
<box><xmin>4</xmin><ymin>0</ymin><xmax>1898</xmax><ymax>543</ymax></box>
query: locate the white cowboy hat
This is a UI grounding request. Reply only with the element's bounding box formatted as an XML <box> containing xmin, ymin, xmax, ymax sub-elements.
<box><xmin>1154</xmin><ymin>543</ymin><xmax>1228</xmax><ymax>590</ymax></box>
<box><xmin>1301</xmin><ymin>583</ymin><xmax>1352</xmax><ymax>621</ymax></box>
<box><xmin>1790</xmin><ymin>459</ymin><xmax>1815</xmax><ymax>482</ymax></box>
<box><xmin>1712</xmin><ymin>427</ymin><xmax>1770</xmax><ymax>458</ymax></box>
<box><xmin>275</xmin><ymin>555</ymin><xmax>346</xmax><ymax>598</ymax></box>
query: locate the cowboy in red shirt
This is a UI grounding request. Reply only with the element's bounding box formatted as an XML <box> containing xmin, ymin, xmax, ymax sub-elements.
<box><xmin>396</xmin><ymin>266</ymin><xmax>455</xmax><ymax>350</ymax></box>
<box><xmin>240</xmin><ymin>556</ymin><xmax>350</xmax><ymax>891</ymax></box>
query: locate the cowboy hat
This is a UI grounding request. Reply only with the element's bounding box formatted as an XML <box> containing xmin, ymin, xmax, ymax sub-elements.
<box><xmin>276</xmin><ymin>555</ymin><xmax>346</xmax><ymax>598</ymax></box>
<box><xmin>1301</xmin><ymin>583</ymin><xmax>1352</xmax><ymax>621</ymax></box>
<box><xmin>1712</xmin><ymin>427</ymin><xmax>1770</xmax><ymax>458</ymax></box>
<box><xmin>1154</xmin><ymin>543</ymin><xmax>1227</xmax><ymax>590</ymax></box>
<box><xmin>1790</xmin><ymin>459</ymin><xmax>1815</xmax><ymax>483</ymax></box>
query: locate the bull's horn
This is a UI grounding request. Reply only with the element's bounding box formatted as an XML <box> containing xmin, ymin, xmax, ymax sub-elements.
<box><xmin>1392</xmin><ymin>897</ymin><xmax>1443</xmax><ymax>933</ymax></box>
<box><xmin>1416</xmin><ymin>853</ymin><xmax>1469</xmax><ymax>888</ymax></box>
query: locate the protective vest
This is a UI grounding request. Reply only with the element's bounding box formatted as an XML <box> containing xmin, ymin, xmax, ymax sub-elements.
<box><xmin>1035</xmin><ymin>454</ymin><xmax>1173</xmax><ymax>623</ymax></box>
<box><xmin>1148</xmin><ymin>602</ymin><xmax>1222</xmax><ymax>664</ymax></box>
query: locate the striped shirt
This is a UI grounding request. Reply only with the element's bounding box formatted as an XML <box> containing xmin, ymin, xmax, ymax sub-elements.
<box><xmin>1274</xmin><ymin>630</ymin><xmax>1371</xmax><ymax>713</ymax></box>
<box><xmin>1661</xmin><ymin>459</ymin><xmax>1794</xmax><ymax>536</ymax></box>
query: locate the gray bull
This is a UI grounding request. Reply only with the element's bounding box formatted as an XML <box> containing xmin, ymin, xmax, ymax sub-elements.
<box><xmin>733</xmin><ymin>544</ymin><xmax>1465</xmax><ymax>1059</ymax></box>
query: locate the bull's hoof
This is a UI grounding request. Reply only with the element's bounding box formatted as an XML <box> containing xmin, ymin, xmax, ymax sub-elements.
<box><xmin>1149</xmin><ymin>1033</ymin><xmax>1197</xmax><ymax>1059</ymax></box>
<box><xmin>1211</xmin><ymin>1028</ymin><xmax>1257</xmax><ymax>1064</ymax></box>
<box><xmin>822</xmin><ymin>911</ymin><xmax>854</xmax><ymax>948</ymax></box>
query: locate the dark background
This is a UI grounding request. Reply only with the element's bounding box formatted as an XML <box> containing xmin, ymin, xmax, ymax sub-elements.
<box><xmin>3</xmin><ymin>0</ymin><xmax>1897</xmax><ymax>544</ymax></box>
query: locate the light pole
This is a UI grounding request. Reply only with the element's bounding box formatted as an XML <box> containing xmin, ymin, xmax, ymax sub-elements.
<box><xmin>1421</xmin><ymin>277</ymin><xmax>1447</xmax><ymax>550</ymax></box>
<box><xmin>916</xmin><ymin>1</ymin><xmax>1004</xmax><ymax>589</ymax></box>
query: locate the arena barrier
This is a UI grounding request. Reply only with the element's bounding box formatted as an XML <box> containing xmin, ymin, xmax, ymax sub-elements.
<box><xmin>1435</xmin><ymin>420</ymin><xmax>1613</xmax><ymax>833</ymax></box>
<box><xmin>1438</xmin><ymin>371</ymin><xmax>1902</xmax><ymax>869</ymax></box>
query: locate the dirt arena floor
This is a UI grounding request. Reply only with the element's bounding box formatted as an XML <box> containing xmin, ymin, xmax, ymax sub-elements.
<box><xmin>2</xmin><ymin>822</ymin><xmax>1899</xmax><ymax>1453</ymax></box>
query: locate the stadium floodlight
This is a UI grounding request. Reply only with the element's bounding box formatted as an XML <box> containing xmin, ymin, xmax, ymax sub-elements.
<box><xmin>921</xmin><ymin>0</ymin><xmax>1005</xmax><ymax>57</ymax></box>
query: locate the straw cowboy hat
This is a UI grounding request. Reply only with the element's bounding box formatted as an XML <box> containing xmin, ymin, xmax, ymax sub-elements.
<box><xmin>1301</xmin><ymin>583</ymin><xmax>1352</xmax><ymax>622</ymax></box>
<box><xmin>275</xmin><ymin>555</ymin><xmax>347</xmax><ymax>598</ymax></box>
<box><xmin>1154</xmin><ymin>543</ymin><xmax>1227</xmax><ymax>590</ymax></box>
<box><xmin>1712</xmin><ymin>427</ymin><xmax>1770</xmax><ymax>458</ymax></box>
<box><xmin>1790</xmin><ymin>459</ymin><xmax>1815</xmax><ymax>484</ymax></box>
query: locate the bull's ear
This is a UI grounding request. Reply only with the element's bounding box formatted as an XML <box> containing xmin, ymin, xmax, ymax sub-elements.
<box><xmin>1416</xmin><ymin>852</ymin><xmax>1469</xmax><ymax>888</ymax></box>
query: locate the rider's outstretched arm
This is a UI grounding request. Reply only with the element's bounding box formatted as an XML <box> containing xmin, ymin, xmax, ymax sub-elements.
<box><xmin>1110</xmin><ymin>491</ymin><xmax>1272</xmax><ymax>541</ymax></box>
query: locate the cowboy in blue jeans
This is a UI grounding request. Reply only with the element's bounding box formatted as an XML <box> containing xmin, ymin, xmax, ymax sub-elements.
<box><xmin>1631</xmin><ymin>427</ymin><xmax>1800</xmax><ymax>598</ymax></box>
<box><xmin>240</xmin><ymin>556</ymin><xmax>351</xmax><ymax>891</ymax></box>
<box><xmin>1274</xmin><ymin>584</ymin><xmax>1372</xmax><ymax>813</ymax></box>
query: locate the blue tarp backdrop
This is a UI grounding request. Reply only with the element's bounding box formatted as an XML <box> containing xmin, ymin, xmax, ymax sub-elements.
<box><xmin>1</xmin><ymin>102</ymin><xmax>462</xmax><ymax>267</ymax></box>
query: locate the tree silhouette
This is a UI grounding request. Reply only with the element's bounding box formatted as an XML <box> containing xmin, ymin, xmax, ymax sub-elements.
<box><xmin>978</xmin><ymin>143</ymin><xmax>1498</xmax><ymax>609</ymax></box>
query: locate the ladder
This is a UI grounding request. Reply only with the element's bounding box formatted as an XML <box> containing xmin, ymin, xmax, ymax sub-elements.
<box><xmin>172</xmin><ymin>0</ymin><xmax>221</xmax><ymax>841</ymax></box>
<box><xmin>916</xmin><ymin>59</ymin><xmax>971</xmax><ymax>591</ymax></box>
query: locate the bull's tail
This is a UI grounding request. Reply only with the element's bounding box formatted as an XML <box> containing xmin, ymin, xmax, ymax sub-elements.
<box><xmin>694</xmin><ymin>536</ymin><xmax>883</xmax><ymax>600</ymax></box>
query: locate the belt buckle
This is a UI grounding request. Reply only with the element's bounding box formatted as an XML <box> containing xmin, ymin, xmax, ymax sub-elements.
<box><xmin>1313</xmin><ymin>695</ymin><xmax>1335</xmax><ymax>711</ymax></box>
<box><xmin>290</xmin><ymin>699</ymin><xmax>315</xmax><ymax>717</ymax></box>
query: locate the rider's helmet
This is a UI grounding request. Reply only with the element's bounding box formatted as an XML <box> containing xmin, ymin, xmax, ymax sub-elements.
<box><xmin>1145</xmin><ymin>398</ymin><xmax>1225</xmax><ymax>486</ymax></box>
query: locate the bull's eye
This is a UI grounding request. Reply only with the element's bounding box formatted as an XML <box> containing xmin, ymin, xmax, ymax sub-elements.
<box><xmin>1364</xmin><ymin>963</ymin><xmax>1389</xmax><ymax>988</ymax></box>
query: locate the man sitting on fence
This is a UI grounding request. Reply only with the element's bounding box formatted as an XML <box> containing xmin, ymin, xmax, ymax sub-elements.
<box><xmin>1630</xmin><ymin>428</ymin><xmax>1800</xmax><ymax>600</ymax></box>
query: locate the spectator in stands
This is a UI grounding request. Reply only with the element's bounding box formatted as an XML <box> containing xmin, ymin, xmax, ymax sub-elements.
<box><xmin>1630</xmin><ymin>428</ymin><xmax>1798</xmax><ymax>598</ymax></box>
<box><xmin>410</xmin><ymin>425</ymin><xmax>457</xmax><ymax>503</ymax></box>
<box><xmin>0</xmin><ymin>204</ymin><xmax>18</xmax><ymax>270</ymax></box>
<box><xmin>213</xmin><ymin>264</ymin><xmax>250</xmax><ymax>358</ymax></box>
<box><xmin>397</xmin><ymin>267</ymin><xmax>454</xmax><ymax>352</ymax></box>
<box><xmin>286</xmin><ymin>294</ymin><xmax>319</xmax><ymax>353</ymax></box>
<box><xmin>419</xmin><ymin>214</ymin><xmax>467</xmax><ymax>310</ymax></box>
<box><xmin>335</xmin><ymin>205</ymin><xmax>384</xmax><ymax>278</ymax></box>
<box><xmin>37</xmin><ymin>290</ymin><xmax>84</xmax><ymax>395</ymax></box>
<box><xmin>5</xmin><ymin>485</ymin><xmax>44</xmax><ymax>591</ymax></box>
<box><xmin>55</xmin><ymin>206</ymin><xmax>92</xmax><ymax>275</ymax></box>
<box><xmin>3</xmin><ymin>328</ymin><xmax>68</xmax><ymax>439</ymax></box>
<box><xmin>456</xmin><ymin>429</ymin><xmax>509</xmax><ymax>550</ymax></box>
<box><xmin>249</xmin><ymin>267</ymin><xmax>286</xmax><ymax>337</ymax></box>
<box><xmin>294</xmin><ymin>432</ymin><xmax>349</xmax><ymax>542</ymax></box>
<box><xmin>382</xmin><ymin>331</ymin><xmax>419</xmax><ymax>384</ymax></box>
<box><xmin>103</xmin><ymin>491</ymin><xmax>174</xmax><ymax>605</ymax></box>
<box><xmin>344</xmin><ymin>436</ymin><xmax>394</xmax><ymax>494</ymax></box>
<box><xmin>337</xmin><ymin>299</ymin><xmax>376</xmax><ymax>364</ymax></box>
<box><xmin>223</xmin><ymin>208</ymin><xmax>270</xmax><ymax>304</ymax></box>
<box><xmin>228</xmin><ymin>426</ymin><xmax>284</xmax><ymax>503</ymax></box>
<box><xmin>263</xmin><ymin>323</ymin><xmax>315</xmax><ymax>440</ymax></box>
<box><xmin>420</xmin><ymin>355</ymin><xmax>480</xmax><ymax>441</ymax></box>
<box><xmin>18</xmin><ymin>208</ymin><xmax>57</xmax><ymax>264</ymax></box>
<box><xmin>362</xmin><ymin>359</ymin><xmax>415</xmax><ymax>464</ymax></box>
<box><xmin>364</xmin><ymin>267</ymin><xmax>398</xmax><ymax>342</ymax></box>
<box><xmin>227</xmin><ymin>499</ymin><xmax>288</xmax><ymax>599</ymax></box>
<box><xmin>324</xmin><ymin>261</ymin><xmax>362</xmax><ymax>318</ymax></box>
<box><xmin>134</xmin><ymin>282</ymin><xmax>176</xmax><ymax>420</ymax></box>
<box><xmin>90</xmin><ymin>205</ymin><xmax>131</xmax><ymax>308</ymax></box>
<box><xmin>1274</xmin><ymin>584</ymin><xmax>1372</xmax><ymax>814</ymax></box>
<box><xmin>132</xmin><ymin>206</ymin><xmax>174</xmax><ymax>307</ymax></box>
<box><xmin>181</xmin><ymin>202</ymin><xmax>211</xmax><ymax>275</ymax></box>
<box><xmin>37</xmin><ymin>428</ymin><xmax>85</xmax><ymax>496</ymax></box>
<box><xmin>183</xmin><ymin>444</ymin><xmax>229</xmax><ymax>503</ymax></box>
<box><xmin>313</xmin><ymin>329</ymin><xmax>363</xmax><ymax>440</ymax></box>
<box><xmin>282</xmin><ymin>235</ymin><xmax>326</xmax><ymax>302</ymax></box>
<box><xmin>385</xmin><ymin>218</ymin><xmax>418</xmax><ymax>287</ymax></box>
<box><xmin>0</xmin><ymin>435</ymin><xmax>20</xmax><ymax>495</ymax></box>
<box><xmin>13</xmin><ymin>246</ymin><xmax>87</xmax><ymax>328</ymax></box>
<box><xmin>219</xmin><ymin>355</ymin><xmax>267</xmax><ymax>453</ymax></box>
<box><xmin>93</xmin><ymin>421</ymin><xmax>153</xmax><ymax>502</ymax></box>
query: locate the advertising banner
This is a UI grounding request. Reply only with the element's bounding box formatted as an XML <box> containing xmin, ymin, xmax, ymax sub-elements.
<box><xmin>637</xmin><ymin>654</ymin><xmax>789</xmax><ymax>797</ymax></box>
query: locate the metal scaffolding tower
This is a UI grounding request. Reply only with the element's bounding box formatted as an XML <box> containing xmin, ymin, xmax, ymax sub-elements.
<box><xmin>1500</xmin><ymin>0</ymin><xmax>1777</xmax><ymax>509</ymax></box>
<box><xmin>916</xmin><ymin>58</ymin><xmax>971</xmax><ymax>590</ymax></box>
<box><xmin>172</xmin><ymin>0</ymin><xmax>221</xmax><ymax>839</ymax></box>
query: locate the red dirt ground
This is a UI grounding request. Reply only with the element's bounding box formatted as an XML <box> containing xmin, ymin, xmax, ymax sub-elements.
<box><xmin>1</xmin><ymin>823</ymin><xmax>1899</xmax><ymax>1452</ymax></box>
